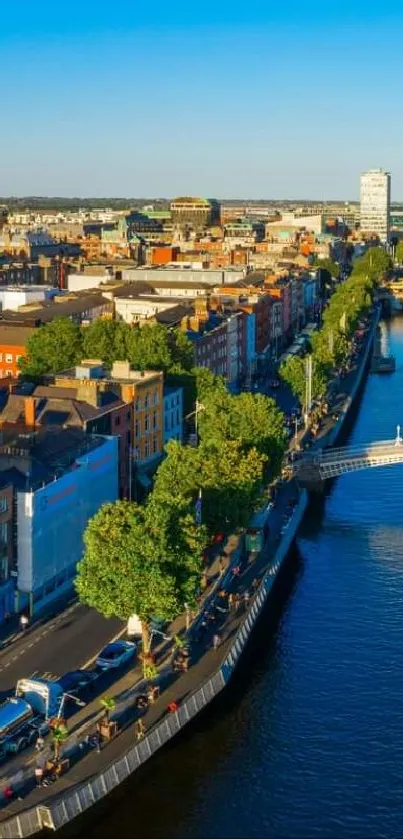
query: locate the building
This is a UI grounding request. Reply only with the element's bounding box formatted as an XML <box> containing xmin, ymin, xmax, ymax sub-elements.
<box><xmin>0</xmin><ymin>290</ymin><xmax>114</xmax><ymax>327</ymax></box>
<box><xmin>163</xmin><ymin>386</ymin><xmax>184</xmax><ymax>445</ymax></box>
<box><xmin>0</xmin><ymin>286</ymin><xmax>59</xmax><ymax>312</ymax></box>
<box><xmin>0</xmin><ymin>378</ymin><xmax>133</xmax><ymax>500</ymax></box>
<box><xmin>53</xmin><ymin>360</ymin><xmax>164</xmax><ymax>473</ymax></box>
<box><xmin>0</xmin><ymin>426</ymin><xmax>118</xmax><ymax>616</ymax></box>
<box><xmin>170</xmin><ymin>198</ymin><xmax>221</xmax><ymax>229</ymax></box>
<box><xmin>0</xmin><ymin>325</ymin><xmax>35</xmax><ymax>378</ymax></box>
<box><xmin>360</xmin><ymin>169</ymin><xmax>391</xmax><ymax>241</ymax></box>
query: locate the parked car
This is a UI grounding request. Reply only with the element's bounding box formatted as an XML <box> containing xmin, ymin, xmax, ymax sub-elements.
<box><xmin>96</xmin><ymin>641</ymin><xmax>137</xmax><ymax>670</ymax></box>
<box><xmin>58</xmin><ymin>670</ymin><xmax>98</xmax><ymax>693</ymax></box>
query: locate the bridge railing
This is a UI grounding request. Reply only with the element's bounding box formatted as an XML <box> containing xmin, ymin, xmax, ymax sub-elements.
<box><xmin>312</xmin><ymin>440</ymin><xmax>399</xmax><ymax>463</ymax></box>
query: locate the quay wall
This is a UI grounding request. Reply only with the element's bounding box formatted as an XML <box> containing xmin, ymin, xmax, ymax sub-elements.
<box><xmin>0</xmin><ymin>310</ymin><xmax>379</xmax><ymax>839</ymax></box>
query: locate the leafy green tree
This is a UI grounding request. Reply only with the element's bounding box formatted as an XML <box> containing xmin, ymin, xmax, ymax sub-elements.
<box><xmin>280</xmin><ymin>354</ymin><xmax>329</xmax><ymax>407</ymax></box>
<box><xmin>395</xmin><ymin>241</ymin><xmax>403</xmax><ymax>265</ymax></box>
<box><xmin>153</xmin><ymin>439</ymin><xmax>267</xmax><ymax>536</ymax></box>
<box><xmin>19</xmin><ymin>318</ymin><xmax>83</xmax><ymax>377</ymax></box>
<box><xmin>198</xmin><ymin>391</ymin><xmax>286</xmax><ymax>477</ymax></box>
<box><xmin>169</xmin><ymin>329</ymin><xmax>194</xmax><ymax>372</ymax></box>
<box><xmin>76</xmin><ymin>499</ymin><xmax>205</xmax><ymax>653</ymax></box>
<box><xmin>314</xmin><ymin>257</ymin><xmax>340</xmax><ymax>279</ymax></box>
<box><xmin>82</xmin><ymin>319</ymin><xmax>131</xmax><ymax>368</ymax></box>
<box><xmin>100</xmin><ymin>696</ymin><xmax>116</xmax><ymax>723</ymax></box>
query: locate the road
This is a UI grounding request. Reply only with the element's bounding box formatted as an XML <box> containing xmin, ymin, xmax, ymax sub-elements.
<box><xmin>0</xmin><ymin>603</ymin><xmax>123</xmax><ymax>697</ymax></box>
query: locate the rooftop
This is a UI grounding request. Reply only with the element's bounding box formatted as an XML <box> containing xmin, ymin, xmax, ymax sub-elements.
<box><xmin>0</xmin><ymin>426</ymin><xmax>108</xmax><ymax>491</ymax></box>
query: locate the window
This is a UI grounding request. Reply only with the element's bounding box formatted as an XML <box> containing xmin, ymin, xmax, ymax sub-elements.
<box><xmin>153</xmin><ymin>391</ymin><xmax>159</xmax><ymax>405</ymax></box>
<box><xmin>135</xmin><ymin>420</ymin><xmax>139</xmax><ymax>437</ymax></box>
<box><xmin>136</xmin><ymin>398</ymin><xmax>141</xmax><ymax>412</ymax></box>
<box><xmin>127</xmin><ymin>411</ymin><xmax>131</xmax><ymax>422</ymax></box>
<box><xmin>6</xmin><ymin>371</ymin><xmax>12</xmax><ymax>378</ymax></box>
<box><xmin>144</xmin><ymin>394</ymin><xmax>149</xmax><ymax>409</ymax></box>
<box><xmin>0</xmin><ymin>498</ymin><xmax>8</xmax><ymax>514</ymax></box>
<box><xmin>153</xmin><ymin>410</ymin><xmax>157</xmax><ymax>430</ymax></box>
<box><xmin>5</xmin><ymin>354</ymin><xmax>12</xmax><ymax>364</ymax></box>
<box><xmin>144</xmin><ymin>415</ymin><xmax>149</xmax><ymax>432</ymax></box>
<box><xmin>153</xmin><ymin>437</ymin><xmax>158</xmax><ymax>453</ymax></box>
<box><xmin>144</xmin><ymin>441</ymin><xmax>149</xmax><ymax>458</ymax></box>
<box><xmin>115</xmin><ymin>415</ymin><xmax>121</xmax><ymax>427</ymax></box>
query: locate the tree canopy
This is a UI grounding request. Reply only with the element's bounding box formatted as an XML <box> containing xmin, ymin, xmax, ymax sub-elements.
<box><xmin>19</xmin><ymin>318</ymin><xmax>83</xmax><ymax>377</ymax></box>
<box><xmin>18</xmin><ymin>317</ymin><xmax>194</xmax><ymax>379</ymax></box>
<box><xmin>75</xmin><ymin>499</ymin><xmax>205</xmax><ymax>652</ymax></box>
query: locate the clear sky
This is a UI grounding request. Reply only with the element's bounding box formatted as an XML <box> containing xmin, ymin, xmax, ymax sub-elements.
<box><xmin>2</xmin><ymin>0</ymin><xmax>403</xmax><ymax>199</ymax></box>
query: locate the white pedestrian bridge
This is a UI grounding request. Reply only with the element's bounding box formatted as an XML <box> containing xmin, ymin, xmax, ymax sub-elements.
<box><xmin>289</xmin><ymin>426</ymin><xmax>403</xmax><ymax>485</ymax></box>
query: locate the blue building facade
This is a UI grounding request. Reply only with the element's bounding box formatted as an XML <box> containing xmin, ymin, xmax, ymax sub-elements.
<box><xmin>16</xmin><ymin>436</ymin><xmax>119</xmax><ymax>615</ymax></box>
<box><xmin>163</xmin><ymin>386</ymin><xmax>184</xmax><ymax>445</ymax></box>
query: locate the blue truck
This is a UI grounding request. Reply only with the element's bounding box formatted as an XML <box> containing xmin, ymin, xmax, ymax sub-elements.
<box><xmin>0</xmin><ymin>678</ymin><xmax>63</xmax><ymax>757</ymax></box>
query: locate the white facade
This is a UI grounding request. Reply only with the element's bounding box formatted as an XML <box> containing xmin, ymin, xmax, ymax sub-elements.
<box><xmin>360</xmin><ymin>169</ymin><xmax>391</xmax><ymax>241</ymax></box>
<box><xmin>115</xmin><ymin>297</ymin><xmax>178</xmax><ymax>324</ymax></box>
<box><xmin>0</xmin><ymin>286</ymin><xmax>56</xmax><ymax>312</ymax></box>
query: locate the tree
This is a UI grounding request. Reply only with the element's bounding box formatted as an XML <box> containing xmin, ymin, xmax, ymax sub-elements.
<box><xmin>280</xmin><ymin>354</ymin><xmax>329</xmax><ymax>408</ymax></box>
<box><xmin>52</xmin><ymin>722</ymin><xmax>68</xmax><ymax>763</ymax></box>
<box><xmin>75</xmin><ymin>500</ymin><xmax>205</xmax><ymax>655</ymax></box>
<box><xmin>314</xmin><ymin>257</ymin><xmax>340</xmax><ymax>279</ymax></box>
<box><xmin>100</xmin><ymin>696</ymin><xmax>116</xmax><ymax>723</ymax></box>
<box><xmin>169</xmin><ymin>329</ymin><xmax>194</xmax><ymax>372</ymax></box>
<box><xmin>152</xmin><ymin>438</ymin><xmax>267</xmax><ymax>536</ymax></box>
<box><xmin>82</xmin><ymin>319</ymin><xmax>131</xmax><ymax>368</ymax></box>
<box><xmin>19</xmin><ymin>318</ymin><xmax>83</xmax><ymax>377</ymax></box>
<box><xmin>279</xmin><ymin>355</ymin><xmax>306</xmax><ymax>405</ymax></box>
<box><xmin>197</xmin><ymin>391</ymin><xmax>286</xmax><ymax>478</ymax></box>
<box><xmin>395</xmin><ymin>242</ymin><xmax>403</xmax><ymax>265</ymax></box>
<box><xmin>127</xmin><ymin>323</ymin><xmax>175</xmax><ymax>372</ymax></box>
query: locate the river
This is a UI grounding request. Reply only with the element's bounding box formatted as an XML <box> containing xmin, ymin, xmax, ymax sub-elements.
<box><xmin>89</xmin><ymin>315</ymin><xmax>403</xmax><ymax>839</ymax></box>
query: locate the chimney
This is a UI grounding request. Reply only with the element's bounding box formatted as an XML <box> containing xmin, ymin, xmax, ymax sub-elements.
<box><xmin>24</xmin><ymin>396</ymin><xmax>36</xmax><ymax>428</ymax></box>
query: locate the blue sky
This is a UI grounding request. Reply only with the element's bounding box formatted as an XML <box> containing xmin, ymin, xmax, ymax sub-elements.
<box><xmin>2</xmin><ymin>0</ymin><xmax>403</xmax><ymax>199</ymax></box>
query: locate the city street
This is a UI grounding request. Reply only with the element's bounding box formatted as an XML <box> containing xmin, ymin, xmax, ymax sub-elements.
<box><xmin>0</xmin><ymin>604</ymin><xmax>123</xmax><ymax>697</ymax></box>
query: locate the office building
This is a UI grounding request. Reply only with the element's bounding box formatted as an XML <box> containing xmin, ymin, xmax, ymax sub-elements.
<box><xmin>360</xmin><ymin>169</ymin><xmax>391</xmax><ymax>241</ymax></box>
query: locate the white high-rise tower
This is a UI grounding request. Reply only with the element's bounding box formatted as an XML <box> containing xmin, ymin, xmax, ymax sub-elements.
<box><xmin>360</xmin><ymin>169</ymin><xmax>391</xmax><ymax>242</ymax></box>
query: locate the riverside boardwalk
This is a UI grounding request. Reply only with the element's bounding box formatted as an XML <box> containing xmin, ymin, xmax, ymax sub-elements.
<box><xmin>0</xmin><ymin>309</ymin><xmax>378</xmax><ymax>837</ymax></box>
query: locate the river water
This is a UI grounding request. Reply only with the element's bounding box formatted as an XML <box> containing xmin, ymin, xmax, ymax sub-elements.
<box><xmin>90</xmin><ymin>315</ymin><xmax>403</xmax><ymax>839</ymax></box>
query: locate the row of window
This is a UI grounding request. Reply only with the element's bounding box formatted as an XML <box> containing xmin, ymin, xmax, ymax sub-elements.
<box><xmin>135</xmin><ymin>411</ymin><xmax>159</xmax><ymax>437</ymax></box>
<box><xmin>135</xmin><ymin>391</ymin><xmax>159</xmax><ymax>411</ymax></box>
<box><xmin>0</xmin><ymin>353</ymin><xmax>21</xmax><ymax>364</ymax></box>
<box><xmin>132</xmin><ymin>436</ymin><xmax>160</xmax><ymax>459</ymax></box>
<box><xmin>165</xmin><ymin>410</ymin><xmax>181</xmax><ymax>432</ymax></box>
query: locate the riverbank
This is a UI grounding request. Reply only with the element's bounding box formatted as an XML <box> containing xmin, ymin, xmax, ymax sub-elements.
<box><xmin>0</xmin><ymin>308</ymin><xmax>379</xmax><ymax>839</ymax></box>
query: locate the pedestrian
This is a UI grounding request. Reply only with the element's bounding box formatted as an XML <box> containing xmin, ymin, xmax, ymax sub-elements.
<box><xmin>19</xmin><ymin>614</ymin><xmax>29</xmax><ymax>633</ymax></box>
<box><xmin>232</xmin><ymin>565</ymin><xmax>241</xmax><ymax>579</ymax></box>
<box><xmin>35</xmin><ymin>766</ymin><xmax>44</xmax><ymax>788</ymax></box>
<box><xmin>135</xmin><ymin>719</ymin><xmax>145</xmax><ymax>741</ymax></box>
<box><xmin>219</xmin><ymin>556</ymin><xmax>226</xmax><ymax>576</ymax></box>
<box><xmin>35</xmin><ymin>735</ymin><xmax>45</xmax><ymax>752</ymax></box>
<box><xmin>167</xmin><ymin>701</ymin><xmax>179</xmax><ymax>714</ymax></box>
<box><xmin>228</xmin><ymin>593</ymin><xmax>234</xmax><ymax>609</ymax></box>
<box><xmin>243</xmin><ymin>590</ymin><xmax>250</xmax><ymax>609</ymax></box>
<box><xmin>212</xmin><ymin>633</ymin><xmax>221</xmax><ymax>651</ymax></box>
<box><xmin>252</xmin><ymin>577</ymin><xmax>260</xmax><ymax>592</ymax></box>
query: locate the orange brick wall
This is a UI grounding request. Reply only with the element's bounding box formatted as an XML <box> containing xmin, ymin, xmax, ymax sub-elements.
<box><xmin>0</xmin><ymin>344</ymin><xmax>27</xmax><ymax>378</ymax></box>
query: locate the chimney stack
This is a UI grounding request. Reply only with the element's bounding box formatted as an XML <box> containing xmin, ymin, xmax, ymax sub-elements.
<box><xmin>24</xmin><ymin>397</ymin><xmax>36</xmax><ymax>428</ymax></box>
